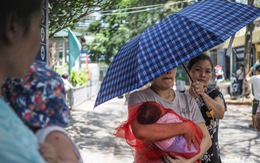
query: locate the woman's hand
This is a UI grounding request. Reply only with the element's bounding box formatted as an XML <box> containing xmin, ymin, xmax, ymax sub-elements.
<box><xmin>192</xmin><ymin>80</ymin><xmax>226</xmax><ymax>119</ymax></box>
<box><xmin>39</xmin><ymin>142</ymin><xmax>58</xmax><ymax>163</ymax></box>
<box><xmin>183</xmin><ymin>120</ymin><xmax>200</xmax><ymax>150</ymax></box>
<box><xmin>191</xmin><ymin>81</ymin><xmax>206</xmax><ymax>97</ymax></box>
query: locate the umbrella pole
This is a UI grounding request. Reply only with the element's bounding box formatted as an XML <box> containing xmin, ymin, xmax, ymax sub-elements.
<box><xmin>182</xmin><ymin>64</ymin><xmax>210</xmax><ymax>110</ymax></box>
<box><xmin>182</xmin><ymin>64</ymin><xmax>193</xmax><ymax>82</ymax></box>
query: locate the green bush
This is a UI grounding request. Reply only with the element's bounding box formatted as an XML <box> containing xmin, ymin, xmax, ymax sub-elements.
<box><xmin>54</xmin><ymin>64</ymin><xmax>89</xmax><ymax>87</ymax></box>
<box><xmin>53</xmin><ymin>64</ymin><xmax>68</xmax><ymax>76</ymax></box>
<box><xmin>70</xmin><ymin>69</ymin><xmax>89</xmax><ymax>87</ymax></box>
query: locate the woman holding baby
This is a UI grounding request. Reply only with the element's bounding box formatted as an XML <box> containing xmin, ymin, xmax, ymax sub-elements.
<box><xmin>115</xmin><ymin>66</ymin><xmax>212</xmax><ymax>163</ymax></box>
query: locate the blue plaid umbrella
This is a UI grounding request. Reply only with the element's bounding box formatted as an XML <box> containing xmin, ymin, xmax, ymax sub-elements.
<box><xmin>94</xmin><ymin>0</ymin><xmax>260</xmax><ymax>107</ymax></box>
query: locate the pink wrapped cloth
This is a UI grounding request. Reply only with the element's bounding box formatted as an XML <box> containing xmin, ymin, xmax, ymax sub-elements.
<box><xmin>155</xmin><ymin>113</ymin><xmax>198</xmax><ymax>158</ymax></box>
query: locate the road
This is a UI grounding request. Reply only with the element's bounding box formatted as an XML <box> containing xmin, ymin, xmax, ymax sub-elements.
<box><xmin>67</xmin><ymin>97</ymin><xmax>260</xmax><ymax>163</ymax></box>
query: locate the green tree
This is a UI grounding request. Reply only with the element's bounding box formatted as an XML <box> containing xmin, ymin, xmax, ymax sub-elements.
<box><xmin>48</xmin><ymin>0</ymin><xmax>121</xmax><ymax>38</ymax></box>
<box><xmin>87</xmin><ymin>0</ymin><xmax>189</xmax><ymax>64</ymax></box>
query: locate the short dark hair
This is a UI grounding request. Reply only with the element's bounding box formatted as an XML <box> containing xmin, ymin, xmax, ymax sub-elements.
<box><xmin>256</xmin><ymin>65</ymin><xmax>260</xmax><ymax>72</ymax></box>
<box><xmin>0</xmin><ymin>0</ymin><xmax>43</xmax><ymax>41</ymax></box>
<box><xmin>137</xmin><ymin>102</ymin><xmax>162</xmax><ymax>124</ymax></box>
<box><xmin>187</xmin><ymin>53</ymin><xmax>213</xmax><ymax>70</ymax></box>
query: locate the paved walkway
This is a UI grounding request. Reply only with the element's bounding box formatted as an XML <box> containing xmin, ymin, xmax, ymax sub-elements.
<box><xmin>67</xmin><ymin>97</ymin><xmax>133</xmax><ymax>163</ymax></box>
<box><xmin>67</xmin><ymin>97</ymin><xmax>260</xmax><ymax>163</ymax></box>
<box><xmin>219</xmin><ymin>104</ymin><xmax>260</xmax><ymax>163</ymax></box>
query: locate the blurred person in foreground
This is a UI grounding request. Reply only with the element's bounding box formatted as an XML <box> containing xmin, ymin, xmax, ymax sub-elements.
<box><xmin>122</xmin><ymin>68</ymin><xmax>211</xmax><ymax>163</ymax></box>
<box><xmin>186</xmin><ymin>54</ymin><xmax>227</xmax><ymax>163</ymax></box>
<box><xmin>0</xmin><ymin>0</ymin><xmax>45</xmax><ymax>162</ymax></box>
<box><xmin>2</xmin><ymin>61</ymin><xmax>83</xmax><ymax>163</ymax></box>
<box><xmin>245</xmin><ymin>65</ymin><xmax>260</xmax><ymax>128</ymax></box>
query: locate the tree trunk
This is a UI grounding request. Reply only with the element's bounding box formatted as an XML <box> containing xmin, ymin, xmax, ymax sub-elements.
<box><xmin>48</xmin><ymin>42</ymin><xmax>57</xmax><ymax>68</ymax></box>
<box><xmin>243</xmin><ymin>0</ymin><xmax>255</xmax><ymax>98</ymax></box>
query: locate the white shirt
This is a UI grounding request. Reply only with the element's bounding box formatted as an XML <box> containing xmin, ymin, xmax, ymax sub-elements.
<box><xmin>246</xmin><ymin>75</ymin><xmax>260</xmax><ymax>101</ymax></box>
<box><xmin>236</xmin><ymin>69</ymin><xmax>244</xmax><ymax>80</ymax></box>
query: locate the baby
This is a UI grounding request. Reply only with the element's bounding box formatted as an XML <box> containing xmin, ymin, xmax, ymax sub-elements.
<box><xmin>137</xmin><ymin>101</ymin><xmax>202</xmax><ymax>159</ymax></box>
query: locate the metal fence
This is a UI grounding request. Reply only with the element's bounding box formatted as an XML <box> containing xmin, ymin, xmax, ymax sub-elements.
<box><xmin>65</xmin><ymin>81</ymin><xmax>100</xmax><ymax>109</ymax></box>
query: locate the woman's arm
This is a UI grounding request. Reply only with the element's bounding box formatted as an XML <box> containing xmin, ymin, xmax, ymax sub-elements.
<box><xmin>201</xmin><ymin>93</ymin><xmax>225</xmax><ymax>119</ymax></box>
<box><xmin>164</xmin><ymin>122</ymin><xmax>212</xmax><ymax>163</ymax></box>
<box><xmin>44</xmin><ymin>131</ymin><xmax>79</xmax><ymax>163</ymax></box>
<box><xmin>189</xmin><ymin>122</ymin><xmax>211</xmax><ymax>161</ymax></box>
<box><xmin>245</xmin><ymin>68</ymin><xmax>253</xmax><ymax>80</ymax></box>
<box><xmin>131</xmin><ymin>119</ymin><xmax>201</xmax><ymax>150</ymax></box>
<box><xmin>192</xmin><ymin>81</ymin><xmax>225</xmax><ymax>119</ymax></box>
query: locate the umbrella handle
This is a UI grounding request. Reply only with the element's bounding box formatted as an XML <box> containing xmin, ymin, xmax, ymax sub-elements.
<box><xmin>182</xmin><ymin>64</ymin><xmax>193</xmax><ymax>82</ymax></box>
<box><xmin>182</xmin><ymin>64</ymin><xmax>209</xmax><ymax>110</ymax></box>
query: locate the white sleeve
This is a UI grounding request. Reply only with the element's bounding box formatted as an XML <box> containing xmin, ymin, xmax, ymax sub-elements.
<box><xmin>35</xmin><ymin>126</ymin><xmax>83</xmax><ymax>163</ymax></box>
<box><xmin>247</xmin><ymin>76</ymin><xmax>255</xmax><ymax>83</ymax></box>
<box><xmin>35</xmin><ymin>126</ymin><xmax>67</xmax><ymax>143</ymax></box>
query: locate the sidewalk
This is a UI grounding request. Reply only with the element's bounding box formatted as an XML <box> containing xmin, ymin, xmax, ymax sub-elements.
<box><xmin>219</xmin><ymin>104</ymin><xmax>260</xmax><ymax>163</ymax></box>
<box><xmin>224</xmin><ymin>94</ymin><xmax>252</xmax><ymax>105</ymax></box>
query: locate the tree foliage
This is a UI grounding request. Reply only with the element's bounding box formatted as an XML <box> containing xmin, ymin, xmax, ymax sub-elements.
<box><xmin>87</xmin><ymin>0</ymin><xmax>189</xmax><ymax>64</ymax></box>
<box><xmin>48</xmin><ymin>0</ymin><xmax>121</xmax><ymax>38</ymax></box>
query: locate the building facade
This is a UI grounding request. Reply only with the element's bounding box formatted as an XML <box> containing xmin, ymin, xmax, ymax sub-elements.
<box><xmin>209</xmin><ymin>17</ymin><xmax>260</xmax><ymax>81</ymax></box>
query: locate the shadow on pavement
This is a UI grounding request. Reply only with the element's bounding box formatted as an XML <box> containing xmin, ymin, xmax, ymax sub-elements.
<box><xmin>219</xmin><ymin>106</ymin><xmax>260</xmax><ymax>163</ymax></box>
<box><xmin>66</xmin><ymin>98</ymin><xmax>133</xmax><ymax>162</ymax></box>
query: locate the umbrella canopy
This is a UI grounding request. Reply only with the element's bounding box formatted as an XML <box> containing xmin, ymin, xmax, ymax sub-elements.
<box><xmin>94</xmin><ymin>0</ymin><xmax>260</xmax><ymax>107</ymax></box>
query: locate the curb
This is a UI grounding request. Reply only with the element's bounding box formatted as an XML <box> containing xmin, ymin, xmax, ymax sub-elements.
<box><xmin>225</xmin><ymin>100</ymin><xmax>252</xmax><ymax>106</ymax></box>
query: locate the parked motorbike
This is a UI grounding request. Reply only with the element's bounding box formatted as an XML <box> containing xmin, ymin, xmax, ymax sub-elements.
<box><xmin>228</xmin><ymin>73</ymin><xmax>240</xmax><ymax>95</ymax></box>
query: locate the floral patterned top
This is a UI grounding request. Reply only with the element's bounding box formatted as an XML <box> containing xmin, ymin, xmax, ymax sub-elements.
<box><xmin>194</xmin><ymin>88</ymin><xmax>226</xmax><ymax>163</ymax></box>
<box><xmin>2</xmin><ymin>61</ymin><xmax>71</xmax><ymax>128</ymax></box>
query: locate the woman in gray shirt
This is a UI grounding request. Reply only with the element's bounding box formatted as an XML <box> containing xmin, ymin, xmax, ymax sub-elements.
<box><xmin>127</xmin><ymin>68</ymin><xmax>211</xmax><ymax>163</ymax></box>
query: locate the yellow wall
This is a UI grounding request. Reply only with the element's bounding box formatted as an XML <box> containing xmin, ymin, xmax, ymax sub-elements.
<box><xmin>223</xmin><ymin>29</ymin><xmax>260</xmax><ymax>49</ymax></box>
<box><xmin>255</xmin><ymin>43</ymin><xmax>260</xmax><ymax>60</ymax></box>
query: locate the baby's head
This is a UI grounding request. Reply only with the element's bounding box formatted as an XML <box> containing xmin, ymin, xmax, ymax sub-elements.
<box><xmin>1</xmin><ymin>60</ymin><xmax>71</xmax><ymax>130</ymax></box>
<box><xmin>137</xmin><ymin>102</ymin><xmax>163</xmax><ymax>124</ymax></box>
